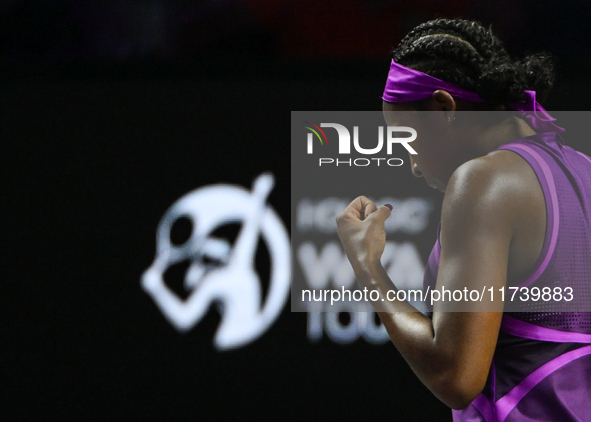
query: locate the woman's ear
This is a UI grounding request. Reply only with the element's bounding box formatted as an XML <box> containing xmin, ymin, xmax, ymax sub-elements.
<box><xmin>427</xmin><ymin>89</ymin><xmax>457</xmax><ymax>124</ymax></box>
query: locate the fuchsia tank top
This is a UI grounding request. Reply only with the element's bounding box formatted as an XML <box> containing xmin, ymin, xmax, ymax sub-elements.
<box><xmin>423</xmin><ymin>132</ymin><xmax>591</xmax><ymax>421</ymax></box>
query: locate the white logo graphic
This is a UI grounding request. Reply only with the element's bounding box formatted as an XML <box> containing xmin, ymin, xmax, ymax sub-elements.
<box><xmin>310</xmin><ymin>123</ymin><xmax>417</xmax><ymax>155</ymax></box>
<box><xmin>305</xmin><ymin>123</ymin><xmax>416</xmax><ymax>167</ymax></box>
<box><xmin>141</xmin><ymin>173</ymin><xmax>291</xmax><ymax>350</ymax></box>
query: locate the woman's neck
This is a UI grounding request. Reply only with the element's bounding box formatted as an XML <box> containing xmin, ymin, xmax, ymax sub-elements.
<box><xmin>467</xmin><ymin>114</ymin><xmax>537</xmax><ymax>157</ymax></box>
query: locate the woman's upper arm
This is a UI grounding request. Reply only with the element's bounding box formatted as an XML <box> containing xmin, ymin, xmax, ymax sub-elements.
<box><xmin>430</xmin><ymin>157</ymin><xmax>519</xmax><ymax>404</ymax></box>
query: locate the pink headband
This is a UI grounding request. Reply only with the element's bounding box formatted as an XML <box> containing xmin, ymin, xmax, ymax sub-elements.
<box><xmin>382</xmin><ymin>60</ymin><xmax>565</xmax><ymax>134</ymax></box>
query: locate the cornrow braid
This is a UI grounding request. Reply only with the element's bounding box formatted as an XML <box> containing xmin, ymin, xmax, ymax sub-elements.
<box><xmin>391</xmin><ymin>18</ymin><xmax>555</xmax><ymax>107</ymax></box>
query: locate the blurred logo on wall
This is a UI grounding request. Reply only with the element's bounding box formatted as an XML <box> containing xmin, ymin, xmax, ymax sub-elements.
<box><xmin>142</xmin><ymin>173</ymin><xmax>291</xmax><ymax>350</ymax></box>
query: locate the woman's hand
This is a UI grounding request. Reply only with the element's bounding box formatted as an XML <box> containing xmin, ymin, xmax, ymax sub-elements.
<box><xmin>336</xmin><ymin>196</ymin><xmax>393</xmax><ymax>271</ymax></box>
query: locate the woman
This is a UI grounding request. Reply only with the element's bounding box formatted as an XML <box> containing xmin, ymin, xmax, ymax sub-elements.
<box><xmin>336</xmin><ymin>19</ymin><xmax>591</xmax><ymax>421</ymax></box>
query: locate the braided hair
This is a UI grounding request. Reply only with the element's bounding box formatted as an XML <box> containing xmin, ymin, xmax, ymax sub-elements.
<box><xmin>392</xmin><ymin>19</ymin><xmax>554</xmax><ymax>108</ymax></box>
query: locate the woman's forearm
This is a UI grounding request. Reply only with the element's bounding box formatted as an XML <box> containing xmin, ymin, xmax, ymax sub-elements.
<box><xmin>354</xmin><ymin>261</ymin><xmax>487</xmax><ymax>409</ymax></box>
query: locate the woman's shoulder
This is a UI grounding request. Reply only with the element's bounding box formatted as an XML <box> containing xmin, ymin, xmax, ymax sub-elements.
<box><xmin>443</xmin><ymin>148</ymin><xmax>547</xmax><ymax>283</ymax></box>
<box><xmin>445</xmin><ymin>148</ymin><xmax>540</xmax><ymax>210</ymax></box>
<box><xmin>441</xmin><ymin>148</ymin><xmax>546</xmax><ymax>240</ymax></box>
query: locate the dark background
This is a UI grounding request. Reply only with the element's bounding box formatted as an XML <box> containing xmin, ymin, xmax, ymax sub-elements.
<box><xmin>4</xmin><ymin>1</ymin><xmax>591</xmax><ymax>420</ymax></box>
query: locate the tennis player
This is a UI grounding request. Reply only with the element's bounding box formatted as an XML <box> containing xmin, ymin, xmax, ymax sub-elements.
<box><xmin>337</xmin><ymin>19</ymin><xmax>591</xmax><ymax>421</ymax></box>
